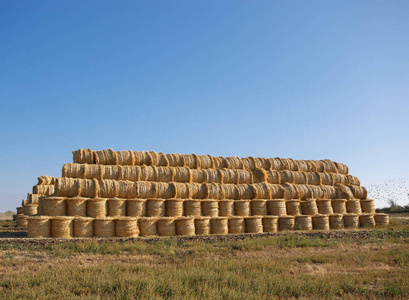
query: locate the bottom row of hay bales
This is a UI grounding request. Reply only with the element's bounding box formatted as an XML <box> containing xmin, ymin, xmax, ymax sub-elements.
<box><xmin>27</xmin><ymin>213</ymin><xmax>389</xmax><ymax>238</ymax></box>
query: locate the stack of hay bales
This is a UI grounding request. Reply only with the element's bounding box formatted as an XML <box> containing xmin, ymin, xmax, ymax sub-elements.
<box><xmin>25</xmin><ymin>149</ymin><xmax>388</xmax><ymax>238</ymax></box>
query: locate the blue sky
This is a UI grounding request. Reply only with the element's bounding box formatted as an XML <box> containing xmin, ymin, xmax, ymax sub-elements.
<box><xmin>1</xmin><ymin>1</ymin><xmax>408</xmax><ymax>211</ymax></box>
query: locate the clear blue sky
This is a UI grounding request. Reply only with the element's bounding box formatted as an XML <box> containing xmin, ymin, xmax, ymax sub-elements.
<box><xmin>1</xmin><ymin>1</ymin><xmax>408</xmax><ymax>211</ymax></box>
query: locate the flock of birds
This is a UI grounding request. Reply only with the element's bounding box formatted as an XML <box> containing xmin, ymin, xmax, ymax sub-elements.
<box><xmin>367</xmin><ymin>178</ymin><xmax>409</xmax><ymax>208</ymax></box>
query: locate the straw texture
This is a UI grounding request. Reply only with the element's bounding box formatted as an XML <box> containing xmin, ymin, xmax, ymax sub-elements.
<box><xmin>165</xmin><ymin>199</ymin><xmax>184</xmax><ymax>217</ymax></box>
<box><xmin>127</xmin><ymin>199</ymin><xmax>146</xmax><ymax>217</ymax></box>
<box><xmin>73</xmin><ymin>217</ymin><xmax>94</xmax><ymax>237</ymax></box>
<box><xmin>267</xmin><ymin>199</ymin><xmax>286</xmax><ymax>216</ymax></box>
<box><xmin>87</xmin><ymin>198</ymin><xmax>107</xmax><ymax>218</ymax></box>
<box><xmin>316</xmin><ymin>199</ymin><xmax>334</xmax><ymax>215</ymax></box>
<box><xmin>202</xmin><ymin>200</ymin><xmax>219</xmax><ymax>217</ymax></box>
<box><xmin>251</xmin><ymin>200</ymin><xmax>267</xmax><ymax>216</ymax></box>
<box><xmin>234</xmin><ymin>200</ymin><xmax>251</xmax><ymax>216</ymax></box>
<box><xmin>285</xmin><ymin>200</ymin><xmax>301</xmax><ymax>216</ymax></box>
<box><xmin>329</xmin><ymin>214</ymin><xmax>344</xmax><ymax>230</ymax></box>
<box><xmin>346</xmin><ymin>200</ymin><xmax>362</xmax><ymax>214</ymax></box>
<box><xmin>51</xmin><ymin>216</ymin><xmax>74</xmax><ymax>238</ymax></box>
<box><xmin>146</xmin><ymin>199</ymin><xmax>165</xmax><ymax>217</ymax></box>
<box><xmin>262</xmin><ymin>216</ymin><xmax>278</xmax><ymax>233</ymax></box>
<box><xmin>278</xmin><ymin>216</ymin><xmax>295</xmax><ymax>231</ymax></box>
<box><xmin>194</xmin><ymin>217</ymin><xmax>211</xmax><ymax>235</ymax></box>
<box><xmin>184</xmin><ymin>200</ymin><xmax>202</xmax><ymax>217</ymax></box>
<box><xmin>374</xmin><ymin>213</ymin><xmax>389</xmax><ymax>226</ymax></box>
<box><xmin>17</xmin><ymin>214</ymin><xmax>28</xmax><ymax>227</ymax></box>
<box><xmin>245</xmin><ymin>217</ymin><xmax>263</xmax><ymax>233</ymax></box>
<box><xmin>176</xmin><ymin>217</ymin><xmax>195</xmax><ymax>236</ymax></box>
<box><xmin>139</xmin><ymin>218</ymin><xmax>158</xmax><ymax>236</ymax></box>
<box><xmin>312</xmin><ymin>215</ymin><xmax>330</xmax><ymax>230</ymax></box>
<box><xmin>107</xmin><ymin>198</ymin><xmax>126</xmax><ymax>217</ymax></box>
<box><xmin>331</xmin><ymin>199</ymin><xmax>347</xmax><ymax>214</ymax></box>
<box><xmin>360</xmin><ymin>199</ymin><xmax>375</xmax><ymax>213</ymax></box>
<box><xmin>94</xmin><ymin>218</ymin><xmax>115</xmax><ymax>237</ymax></box>
<box><xmin>210</xmin><ymin>217</ymin><xmax>228</xmax><ymax>235</ymax></box>
<box><xmin>23</xmin><ymin>204</ymin><xmax>38</xmax><ymax>216</ymax></box>
<box><xmin>115</xmin><ymin>218</ymin><xmax>139</xmax><ymax>237</ymax></box>
<box><xmin>359</xmin><ymin>213</ymin><xmax>375</xmax><ymax>228</ymax></box>
<box><xmin>27</xmin><ymin>216</ymin><xmax>51</xmax><ymax>237</ymax></box>
<box><xmin>228</xmin><ymin>217</ymin><xmax>245</xmax><ymax>234</ymax></box>
<box><xmin>300</xmin><ymin>199</ymin><xmax>318</xmax><ymax>215</ymax></box>
<box><xmin>157</xmin><ymin>218</ymin><xmax>176</xmax><ymax>236</ymax></box>
<box><xmin>295</xmin><ymin>215</ymin><xmax>313</xmax><ymax>230</ymax></box>
<box><xmin>42</xmin><ymin>197</ymin><xmax>66</xmax><ymax>216</ymax></box>
<box><xmin>343</xmin><ymin>214</ymin><xmax>359</xmax><ymax>228</ymax></box>
<box><xmin>66</xmin><ymin>197</ymin><xmax>87</xmax><ymax>217</ymax></box>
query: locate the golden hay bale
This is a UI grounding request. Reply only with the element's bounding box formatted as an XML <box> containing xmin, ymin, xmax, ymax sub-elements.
<box><xmin>157</xmin><ymin>218</ymin><xmax>176</xmax><ymax>236</ymax></box>
<box><xmin>181</xmin><ymin>153</ymin><xmax>197</xmax><ymax>168</ymax></box>
<box><xmin>359</xmin><ymin>214</ymin><xmax>375</xmax><ymax>228</ymax></box>
<box><xmin>332</xmin><ymin>173</ymin><xmax>348</xmax><ymax>185</ymax></box>
<box><xmin>348</xmin><ymin>185</ymin><xmax>368</xmax><ymax>199</ymax></box>
<box><xmin>24</xmin><ymin>204</ymin><xmax>38</xmax><ymax>216</ymax></box>
<box><xmin>316</xmin><ymin>199</ymin><xmax>334</xmax><ymax>215</ymax></box>
<box><xmin>176</xmin><ymin>217</ymin><xmax>196</xmax><ymax>236</ymax></box>
<box><xmin>116</xmin><ymin>150</ymin><xmax>134</xmax><ymax>165</ymax></box>
<box><xmin>127</xmin><ymin>199</ymin><xmax>146</xmax><ymax>217</ymax></box>
<box><xmin>237</xmin><ymin>184</ymin><xmax>254</xmax><ymax>199</ymax></box>
<box><xmin>251</xmin><ymin>200</ymin><xmax>267</xmax><ymax>216</ymax></box>
<box><xmin>343</xmin><ymin>214</ymin><xmax>359</xmax><ymax>229</ymax></box>
<box><xmin>320</xmin><ymin>173</ymin><xmax>334</xmax><ymax>186</ymax></box>
<box><xmin>241</xmin><ymin>157</ymin><xmax>258</xmax><ymax>170</ymax></box>
<box><xmin>138</xmin><ymin>166</ymin><xmax>156</xmax><ymax>181</ymax></box>
<box><xmin>228</xmin><ymin>217</ymin><xmax>245</xmax><ymax>234</ymax></box>
<box><xmin>300</xmin><ymin>199</ymin><xmax>318</xmax><ymax>216</ymax></box>
<box><xmin>27</xmin><ymin>216</ymin><xmax>51</xmax><ymax>238</ymax></box>
<box><xmin>293</xmin><ymin>172</ymin><xmax>307</xmax><ymax>184</ymax></box>
<box><xmin>138</xmin><ymin>218</ymin><xmax>158</xmax><ymax>236</ymax></box>
<box><xmin>245</xmin><ymin>216</ymin><xmax>263</xmax><ymax>233</ymax></box>
<box><xmin>155</xmin><ymin>167</ymin><xmax>173</xmax><ymax>182</ymax></box>
<box><xmin>196</xmin><ymin>154</ymin><xmax>214</xmax><ymax>169</ymax></box>
<box><xmin>262</xmin><ymin>216</ymin><xmax>278</xmax><ymax>233</ymax></box>
<box><xmin>136</xmin><ymin>181</ymin><xmax>156</xmax><ymax>199</ymax></box>
<box><xmin>42</xmin><ymin>197</ymin><xmax>66</xmax><ymax>216</ymax></box>
<box><xmin>184</xmin><ymin>200</ymin><xmax>202</xmax><ymax>217</ymax></box>
<box><xmin>188</xmin><ymin>183</ymin><xmax>207</xmax><ymax>199</ymax></box>
<box><xmin>94</xmin><ymin>218</ymin><xmax>115</xmax><ymax>237</ymax></box>
<box><xmin>222</xmin><ymin>184</ymin><xmax>239</xmax><ymax>200</ymax></box>
<box><xmin>133</xmin><ymin>151</ymin><xmax>151</xmax><ymax>165</ymax></box>
<box><xmin>107</xmin><ymin>198</ymin><xmax>126</xmax><ymax>217</ymax></box>
<box><xmin>218</xmin><ymin>200</ymin><xmax>234</xmax><ymax>217</ymax></box>
<box><xmin>16</xmin><ymin>207</ymin><xmax>24</xmax><ymax>215</ymax></box>
<box><xmin>252</xmin><ymin>169</ymin><xmax>267</xmax><ymax>183</ymax></box>
<box><xmin>347</xmin><ymin>175</ymin><xmax>361</xmax><ymax>186</ymax></box>
<box><xmin>28</xmin><ymin>193</ymin><xmax>41</xmax><ymax>204</ymax></box>
<box><xmin>79</xmin><ymin>179</ymin><xmax>99</xmax><ymax>198</ymax></box>
<box><xmin>194</xmin><ymin>217</ymin><xmax>211</xmax><ymax>235</ymax></box>
<box><xmin>51</xmin><ymin>216</ymin><xmax>74</xmax><ymax>238</ymax></box>
<box><xmin>234</xmin><ymin>200</ymin><xmax>251</xmax><ymax>216</ymax></box>
<box><xmin>117</xmin><ymin>181</ymin><xmax>137</xmax><ymax>199</ymax></box>
<box><xmin>55</xmin><ymin>178</ymin><xmax>79</xmax><ymax>197</ymax></box>
<box><xmin>173</xmin><ymin>167</ymin><xmax>191</xmax><ymax>183</ymax></box>
<box><xmin>121</xmin><ymin>166</ymin><xmax>139</xmax><ymax>181</ymax></box>
<box><xmin>329</xmin><ymin>214</ymin><xmax>344</xmax><ymax>230</ymax></box>
<box><xmin>280</xmin><ymin>171</ymin><xmax>295</xmax><ymax>184</ymax></box>
<box><xmin>281</xmin><ymin>183</ymin><xmax>299</xmax><ymax>200</ymax></box>
<box><xmin>252</xmin><ymin>183</ymin><xmax>271</xmax><ymax>199</ymax></box>
<box><xmin>212</xmin><ymin>156</ymin><xmax>225</xmax><ymax>169</ymax></box>
<box><xmin>87</xmin><ymin>198</ymin><xmax>107</xmax><ymax>218</ymax></box>
<box><xmin>84</xmin><ymin>164</ymin><xmax>103</xmax><ymax>180</ymax></box>
<box><xmin>305</xmin><ymin>172</ymin><xmax>321</xmax><ymax>185</ymax></box>
<box><xmin>225</xmin><ymin>156</ymin><xmax>243</xmax><ymax>169</ymax></box>
<box><xmin>206</xmin><ymin>183</ymin><xmax>224</xmax><ymax>200</ymax></box>
<box><xmin>360</xmin><ymin>199</ymin><xmax>375</xmax><ymax>214</ymax></box>
<box><xmin>98</xmin><ymin>179</ymin><xmax>118</xmax><ymax>198</ymax></box>
<box><xmin>72</xmin><ymin>148</ymin><xmax>94</xmax><ymax>164</ymax></box>
<box><xmin>210</xmin><ymin>217</ymin><xmax>228</xmax><ymax>235</ymax></box>
<box><xmin>37</xmin><ymin>175</ymin><xmax>56</xmax><ymax>185</ymax></box>
<box><xmin>236</xmin><ymin>169</ymin><xmax>253</xmax><ymax>184</ymax></box>
<box><xmin>266</xmin><ymin>170</ymin><xmax>281</xmax><ymax>184</ymax></box>
<box><xmin>331</xmin><ymin>199</ymin><xmax>347</xmax><ymax>214</ymax></box>
<box><xmin>33</xmin><ymin>184</ymin><xmax>55</xmax><ymax>196</ymax></box>
<box><xmin>320</xmin><ymin>186</ymin><xmax>337</xmax><ymax>199</ymax></box>
<box><xmin>191</xmin><ymin>169</ymin><xmax>206</xmax><ymax>183</ymax></box>
<box><xmin>295</xmin><ymin>215</ymin><xmax>312</xmax><ymax>231</ymax></box>
<box><xmin>166</xmin><ymin>153</ymin><xmax>184</xmax><ymax>167</ymax></box>
<box><xmin>285</xmin><ymin>200</ymin><xmax>301</xmax><ymax>216</ymax></box>
<box><xmin>94</xmin><ymin>149</ymin><xmax>116</xmax><ymax>165</ymax></box>
<box><xmin>346</xmin><ymin>200</ymin><xmax>362</xmax><ymax>214</ymax></box>
<box><xmin>278</xmin><ymin>216</ymin><xmax>295</xmax><ymax>231</ymax></box>
<box><xmin>16</xmin><ymin>214</ymin><xmax>28</xmax><ymax>227</ymax></box>
<box><xmin>268</xmin><ymin>158</ymin><xmax>282</xmax><ymax>171</ymax></box>
<box><xmin>66</xmin><ymin>197</ymin><xmax>87</xmax><ymax>217</ymax></box>
<box><xmin>266</xmin><ymin>199</ymin><xmax>286</xmax><ymax>216</ymax></box>
<box><xmin>204</xmin><ymin>169</ymin><xmax>222</xmax><ymax>183</ymax></box>
<box><xmin>374</xmin><ymin>213</ymin><xmax>389</xmax><ymax>226</ymax></box>
<box><xmin>165</xmin><ymin>199</ymin><xmax>184</xmax><ymax>217</ymax></box>
<box><xmin>62</xmin><ymin>163</ymin><xmax>84</xmax><ymax>179</ymax></box>
<box><xmin>296</xmin><ymin>160</ymin><xmax>309</xmax><ymax>172</ymax></box>
<box><xmin>73</xmin><ymin>217</ymin><xmax>94</xmax><ymax>237</ymax></box>
<box><xmin>146</xmin><ymin>199</ymin><xmax>165</xmax><ymax>217</ymax></box>
<box><xmin>312</xmin><ymin>215</ymin><xmax>330</xmax><ymax>230</ymax></box>
<box><xmin>172</xmin><ymin>182</ymin><xmax>190</xmax><ymax>199</ymax></box>
<box><xmin>202</xmin><ymin>200</ymin><xmax>219</xmax><ymax>217</ymax></box>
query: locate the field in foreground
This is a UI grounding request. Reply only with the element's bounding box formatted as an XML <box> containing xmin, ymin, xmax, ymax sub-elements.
<box><xmin>0</xmin><ymin>214</ymin><xmax>408</xmax><ymax>299</ymax></box>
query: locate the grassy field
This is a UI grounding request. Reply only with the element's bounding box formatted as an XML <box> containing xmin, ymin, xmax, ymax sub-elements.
<box><xmin>0</xmin><ymin>214</ymin><xmax>408</xmax><ymax>299</ymax></box>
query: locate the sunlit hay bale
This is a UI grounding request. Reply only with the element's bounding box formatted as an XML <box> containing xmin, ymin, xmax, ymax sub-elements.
<box><xmin>78</xmin><ymin>179</ymin><xmax>98</xmax><ymax>198</ymax></box>
<box><xmin>228</xmin><ymin>217</ymin><xmax>245</xmax><ymax>234</ymax></box>
<box><xmin>223</xmin><ymin>156</ymin><xmax>242</xmax><ymax>169</ymax></box>
<box><xmin>206</xmin><ymin>183</ymin><xmax>224</xmax><ymax>200</ymax></box>
<box><xmin>188</xmin><ymin>183</ymin><xmax>207</xmax><ymax>199</ymax></box>
<box><xmin>155</xmin><ymin>167</ymin><xmax>173</xmax><ymax>182</ymax></box>
<box><xmin>194</xmin><ymin>217</ymin><xmax>211</xmax><ymax>235</ymax></box>
<box><xmin>359</xmin><ymin>213</ymin><xmax>375</xmax><ymax>228</ymax></box>
<box><xmin>348</xmin><ymin>185</ymin><xmax>367</xmax><ymax>200</ymax></box>
<box><xmin>278</xmin><ymin>215</ymin><xmax>295</xmax><ymax>231</ymax></box>
<box><xmin>83</xmin><ymin>164</ymin><xmax>103</xmax><ymax>180</ymax></box>
<box><xmin>172</xmin><ymin>182</ymin><xmax>189</xmax><ymax>199</ymax></box>
<box><xmin>295</xmin><ymin>215</ymin><xmax>313</xmax><ymax>231</ymax></box>
<box><xmin>296</xmin><ymin>160</ymin><xmax>309</xmax><ymax>172</ymax></box>
<box><xmin>300</xmin><ymin>199</ymin><xmax>318</xmax><ymax>216</ymax></box>
<box><xmin>237</xmin><ymin>184</ymin><xmax>254</xmax><ymax>199</ymax></box>
<box><xmin>210</xmin><ymin>217</ymin><xmax>228</xmax><ymax>235</ymax></box>
<box><xmin>55</xmin><ymin>178</ymin><xmax>79</xmax><ymax>197</ymax></box>
<box><xmin>332</xmin><ymin>173</ymin><xmax>348</xmax><ymax>186</ymax></box>
<box><xmin>66</xmin><ymin>197</ymin><xmax>87</xmax><ymax>217</ymax></box>
<box><xmin>28</xmin><ymin>216</ymin><xmax>51</xmax><ymax>238</ymax></box>
<box><xmin>211</xmin><ymin>156</ymin><xmax>225</xmax><ymax>169</ymax></box>
<box><xmin>24</xmin><ymin>204</ymin><xmax>38</xmax><ymax>216</ymax></box>
<box><xmin>285</xmin><ymin>158</ymin><xmax>299</xmax><ymax>171</ymax></box>
<box><xmin>329</xmin><ymin>214</ymin><xmax>344</xmax><ymax>230</ymax></box>
<box><xmin>138</xmin><ymin>166</ymin><xmax>155</xmax><ymax>181</ymax></box>
<box><xmin>245</xmin><ymin>216</ymin><xmax>263</xmax><ymax>233</ymax></box>
<box><xmin>37</xmin><ymin>175</ymin><xmax>56</xmax><ymax>186</ymax></box>
<box><xmin>157</xmin><ymin>217</ymin><xmax>176</xmax><ymax>236</ymax></box>
<box><xmin>184</xmin><ymin>200</ymin><xmax>202</xmax><ymax>217</ymax></box>
<box><xmin>343</xmin><ymin>214</ymin><xmax>359</xmax><ymax>229</ymax></box>
<box><xmin>266</xmin><ymin>199</ymin><xmax>286</xmax><ymax>216</ymax></box>
<box><xmin>196</xmin><ymin>154</ymin><xmax>213</xmax><ymax>169</ymax></box>
<box><xmin>165</xmin><ymin>199</ymin><xmax>184</xmax><ymax>217</ymax></box>
<box><xmin>293</xmin><ymin>171</ymin><xmax>307</xmax><ymax>184</ymax></box>
<box><xmin>258</xmin><ymin>157</ymin><xmax>272</xmax><ymax>169</ymax></box>
<box><xmin>222</xmin><ymin>184</ymin><xmax>239</xmax><ymax>200</ymax></box>
<box><xmin>281</xmin><ymin>183</ymin><xmax>299</xmax><ymax>200</ymax></box>
<box><xmin>94</xmin><ymin>149</ymin><xmax>116</xmax><ymax>165</ymax></box>
<box><xmin>347</xmin><ymin>175</ymin><xmax>361</xmax><ymax>186</ymax></box>
<box><xmin>132</xmin><ymin>151</ymin><xmax>150</xmax><ymax>165</ymax></box>
<box><xmin>305</xmin><ymin>172</ymin><xmax>321</xmax><ymax>185</ymax></box>
<box><xmin>268</xmin><ymin>158</ymin><xmax>282</xmax><ymax>171</ymax></box>
<box><xmin>269</xmin><ymin>184</ymin><xmax>285</xmax><ymax>199</ymax></box>
<box><xmin>262</xmin><ymin>216</ymin><xmax>278</xmax><ymax>233</ymax></box>
<box><xmin>235</xmin><ymin>169</ymin><xmax>253</xmax><ymax>184</ymax></box>
<box><xmin>176</xmin><ymin>217</ymin><xmax>196</xmax><ymax>236</ymax></box>
<box><xmin>51</xmin><ymin>216</ymin><xmax>74</xmax><ymax>238</ymax></box>
<box><xmin>250</xmin><ymin>200</ymin><xmax>267</xmax><ymax>216</ymax></box>
<box><xmin>320</xmin><ymin>173</ymin><xmax>334</xmax><ymax>186</ymax></box>
<box><xmin>172</xmin><ymin>167</ymin><xmax>191</xmax><ymax>183</ymax></box>
<box><xmin>166</xmin><ymin>153</ymin><xmax>184</xmax><ymax>167</ymax></box>
<box><xmin>295</xmin><ymin>185</ymin><xmax>313</xmax><ymax>200</ymax></box>
<box><xmin>241</xmin><ymin>157</ymin><xmax>258</xmax><ymax>171</ymax></box>
<box><xmin>127</xmin><ymin>199</ymin><xmax>146</xmax><ymax>217</ymax></box>
<box><xmin>116</xmin><ymin>150</ymin><xmax>134</xmax><ymax>165</ymax></box>
<box><xmin>280</xmin><ymin>171</ymin><xmax>295</xmax><ymax>184</ymax></box>
<box><xmin>16</xmin><ymin>207</ymin><xmax>24</xmax><ymax>215</ymax></box>
<box><xmin>33</xmin><ymin>184</ymin><xmax>54</xmax><ymax>195</ymax></box>
<box><xmin>62</xmin><ymin>163</ymin><xmax>83</xmax><ymax>179</ymax></box>
<box><xmin>121</xmin><ymin>166</ymin><xmax>139</xmax><ymax>181</ymax></box>
<box><xmin>16</xmin><ymin>214</ymin><xmax>28</xmax><ymax>227</ymax></box>
<box><xmin>346</xmin><ymin>200</ymin><xmax>362</xmax><ymax>214</ymax></box>
<box><xmin>28</xmin><ymin>193</ymin><xmax>39</xmax><ymax>204</ymax></box>
<box><xmin>115</xmin><ymin>217</ymin><xmax>139</xmax><ymax>237</ymax></box>
<box><xmin>251</xmin><ymin>169</ymin><xmax>266</xmax><ymax>183</ymax></box>
<box><xmin>202</xmin><ymin>200</ymin><xmax>219</xmax><ymax>217</ymax></box>
<box><xmin>102</xmin><ymin>166</ymin><xmax>119</xmax><ymax>180</ymax></box>
<box><xmin>87</xmin><ymin>198</ymin><xmax>107</xmax><ymax>218</ymax></box>
<box><xmin>146</xmin><ymin>199</ymin><xmax>165</xmax><ymax>217</ymax></box>
<box><xmin>94</xmin><ymin>218</ymin><xmax>115</xmax><ymax>237</ymax></box>
<box><xmin>22</xmin><ymin>199</ymin><xmax>28</xmax><ymax>206</ymax></box>
<box><xmin>73</xmin><ymin>217</ymin><xmax>94</xmax><ymax>237</ymax></box>
<box><xmin>72</xmin><ymin>148</ymin><xmax>94</xmax><ymax>164</ymax></box>
<box><xmin>43</xmin><ymin>197</ymin><xmax>66</xmax><ymax>216</ymax></box>
<box><xmin>316</xmin><ymin>199</ymin><xmax>334</xmax><ymax>215</ymax></box>
<box><xmin>324</xmin><ymin>159</ymin><xmax>339</xmax><ymax>173</ymax></box>
<box><xmin>136</xmin><ymin>181</ymin><xmax>156</xmax><ymax>199</ymax></box>
<box><xmin>252</xmin><ymin>183</ymin><xmax>271</xmax><ymax>199</ymax></box>
<box><xmin>148</xmin><ymin>151</ymin><xmax>159</xmax><ymax>166</ymax></box>
<box><xmin>107</xmin><ymin>198</ymin><xmax>126</xmax><ymax>217</ymax></box>
<box><xmin>320</xmin><ymin>186</ymin><xmax>337</xmax><ymax>199</ymax></box>
<box><xmin>204</xmin><ymin>169</ymin><xmax>222</xmax><ymax>183</ymax></box>
<box><xmin>331</xmin><ymin>199</ymin><xmax>347</xmax><ymax>214</ymax></box>
<box><xmin>335</xmin><ymin>161</ymin><xmax>348</xmax><ymax>174</ymax></box>
<box><xmin>313</xmin><ymin>161</ymin><xmax>325</xmax><ymax>172</ymax></box>
<box><xmin>117</xmin><ymin>181</ymin><xmax>137</xmax><ymax>199</ymax></box>
<box><xmin>285</xmin><ymin>200</ymin><xmax>301</xmax><ymax>216</ymax></box>
<box><xmin>138</xmin><ymin>217</ymin><xmax>158</xmax><ymax>236</ymax></box>
<box><xmin>360</xmin><ymin>199</ymin><xmax>376</xmax><ymax>214</ymax></box>
<box><xmin>218</xmin><ymin>200</ymin><xmax>234</xmax><ymax>217</ymax></box>
<box><xmin>234</xmin><ymin>200</ymin><xmax>251</xmax><ymax>216</ymax></box>
<box><xmin>191</xmin><ymin>169</ymin><xmax>205</xmax><ymax>183</ymax></box>
<box><xmin>181</xmin><ymin>153</ymin><xmax>197</xmax><ymax>168</ymax></box>
<box><xmin>374</xmin><ymin>213</ymin><xmax>389</xmax><ymax>227</ymax></box>
<box><xmin>312</xmin><ymin>215</ymin><xmax>330</xmax><ymax>230</ymax></box>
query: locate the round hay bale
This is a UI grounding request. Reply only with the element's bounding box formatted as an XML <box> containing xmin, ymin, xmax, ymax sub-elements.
<box><xmin>176</xmin><ymin>217</ymin><xmax>195</xmax><ymax>236</ymax></box>
<box><xmin>267</xmin><ymin>199</ymin><xmax>286</xmax><ymax>216</ymax></box>
<box><xmin>73</xmin><ymin>217</ymin><xmax>94</xmax><ymax>237</ymax></box>
<box><xmin>16</xmin><ymin>207</ymin><xmax>24</xmax><ymax>215</ymax></box>
<box><xmin>117</xmin><ymin>181</ymin><xmax>137</xmax><ymax>199</ymax></box>
<box><xmin>316</xmin><ymin>199</ymin><xmax>334</xmax><ymax>215</ymax></box>
<box><xmin>51</xmin><ymin>216</ymin><xmax>74</xmax><ymax>238</ymax></box>
<box><xmin>78</xmin><ymin>179</ymin><xmax>99</xmax><ymax>198</ymax></box>
<box><xmin>184</xmin><ymin>200</ymin><xmax>202</xmax><ymax>217</ymax></box>
<box><xmin>188</xmin><ymin>183</ymin><xmax>207</xmax><ymax>199</ymax></box>
<box><xmin>305</xmin><ymin>172</ymin><xmax>321</xmax><ymax>185</ymax></box>
<box><xmin>138</xmin><ymin>166</ymin><xmax>155</xmax><ymax>181</ymax></box>
<box><xmin>206</xmin><ymin>183</ymin><xmax>224</xmax><ymax>200</ymax></box>
<box><xmin>294</xmin><ymin>215</ymin><xmax>312</xmax><ymax>230</ymax></box>
<box><xmin>349</xmin><ymin>185</ymin><xmax>367</xmax><ymax>199</ymax></box>
<box><xmin>360</xmin><ymin>199</ymin><xmax>375</xmax><ymax>214</ymax></box>
<box><xmin>116</xmin><ymin>150</ymin><xmax>134</xmax><ymax>165</ymax></box>
<box><xmin>222</xmin><ymin>184</ymin><xmax>239</xmax><ymax>200</ymax></box>
<box><xmin>204</xmin><ymin>169</ymin><xmax>222</xmax><ymax>183</ymax></box>
<box><xmin>166</xmin><ymin>153</ymin><xmax>184</xmax><ymax>167</ymax></box>
<box><xmin>98</xmin><ymin>179</ymin><xmax>118</xmax><ymax>198</ymax></box>
<box><xmin>121</xmin><ymin>166</ymin><xmax>139</xmax><ymax>181</ymax></box>
<box><xmin>136</xmin><ymin>181</ymin><xmax>156</xmax><ymax>199</ymax></box>
<box><xmin>210</xmin><ymin>217</ymin><xmax>228</xmax><ymax>235</ymax></box>
<box><xmin>191</xmin><ymin>169</ymin><xmax>205</xmax><ymax>183</ymax></box>
<box><xmin>212</xmin><ymin>156</ymin><xmax>225</xmax><ymax>169</ymax></box>
<box><xmin>181</xmin><ymin>154</ymin><xmax>197</xmax><ymax>168</ymax></box>
<box><xmin>157</xmin><ymin>218</ymin><xmax>176</xmax><ymax>236</ymax></box>
<box><xmin>262</xmin><ymin>216</ymin><xmax>278</xmax><ymax>232</ymax></box>
<box><xmin>320</xmin><ymin>173</ymin><xmax>334</xmax><ymax>186</ymax></box>
<box><xmin>218</xmin><ymin>200</ymin><xmax>234</xmax><ymax>217</ymax></box>
<box><xmin>42</xmin><ymin>197</ymin><xmax>66</xmax><ymax>216</ymax></box>
<box><xmin>285</xmin><ymin>200</ymin><xmax>301</xmax><ymax>216</ymax></box>
<box><xmin>228</xmin><ymin>217</ymin><xmax>245</xmax><ymax>234</ymax></box>
<box><xmin>155</xmin><ymin>167</ymin><xmax>173</xmax><ymax>182</ymax></box>
<box><xmin>312</xmin><ymin>215</ymin><xmax>329</xmax><ymax>230</ymax></box>
<box><xmin>107</xmin><ymin>198</ymin><xmax>126</xmax><ymax>217</ymax></box>
<box><xmin>251</xmin><ymin>200</ymin><xmax>267</xmax><ymax>216</ymax></box>
<box><xmin>278</xmin><ymin>216</ymin><xmax>295</xmax><ymax>231</ymax></box>
<box><xmin>27</xmin><ymin>216</ymin><xmax>51</xmax><ymax>237</ymax></box>
<box><xmin>84</xmin><ymin>164</ymin><xmax>103</xmax><ymax>180</ymax></box>
<box><xmin>293</xmin><ymin>172</ymin><xmax>307</xmax><ymax>184</ymax></box>
<box><xmin>252</xmin><ymin>183</ymin><xmax>271</xmax><ymax>199</ymax></box>
<box><xmin>72</xmin><ymin>148</ymin><xmax>94</xmax><ymax>164</ymax></box>
<box><xmin>202</xmin><ymin>200</ymin><xmax>219</xmax><ymax>217</ymax></box>
<box><xmin>24</xmin><ymin>204</ymin><xmax>38</xmax><ymax>216</ymax></box>
<box><xmin>237</xmin><ymin>184</ymin><xmax>254</xmax><ymax>199</ymax></box>
<box><xmin>87</xmin><ymin>198</ymin><xmax>107</xmax><ymax>218</ymax></box>
<box><xmin>173</xmin><ymin>167</ymin><xmax>191</xmax><ymax>183</ymax></box>
<box><xmin>166</xmin><ymin>199</ymin><xmax>184</xmax><ymax>217</ymax></box>
<box><xmin>16</xmin><ymin>214</ymin><xmax>28</xmax><ymax>227</ymax></box>
<box><xmin>66</xmin><ymin>197</ymin><xmax>87</xmax><ymax>217</ymax></box>
<box><xmin>300</xmin><ymin>199</ymin><xmax>318</xmax><ymax>216</ymax></box>
<box><xmin>94</xmin><ymin>149</ymin><xmax>116</xmax><ymax>165</ymax></box>
<box><xmin>252</xmin><ymin>169</ymin><xmax>267</xmax><ymax>183</ymax></box>
<box><xmin>56</xmin><ymin>178</ymin><xmax>79</xmax><ymax>197</ymax></box>
<box><xmin>146</xmin><ymin>199</ymin><xmax>165</xmax><ymax>217</ymax></box>
<box><xmin>62</xmin><ymin>162</ymin><xmax>83</xmax><ymax>178</ymax></box>
<box><xmin>127</xmin><ymin>199</ymin><xmax>146</xmax><ymax>217</ymax></box>
<box><xmin>194</xmin><ymin>217</ymin><xmax>211</xmax><ymax>235</ymax></box>
<box><xmin>94</xmin><ymin>218</ymin><xmax>115</xmax><ymax>237</ymax></box>
<box><xmin>329</xmin><ymin>214</ymin><xmax>344</xmax><ymax>230</ymax></box>
<box><xmin>374</xmin><ymin>213</ymin><xmax>389</xmax><ymax>226</ymax></box>
<box><xmin>359</xmin><ymin>213</ymin><xmax>375</xmax><ymax>228</ymax></box>
<box><xmin>133</xmin><ymin>151</ymin><xmax>151</xmax><ymax>165</ymax></box>
<box><xmin>241</xmin><ymin>157</ymin><xmax>258</xmax><ymax>170</ymax></box>
<box><xmin>196</xmin><ymin>155</ymin><xmax>213</xmax><ymax>169</ymax></box>
<box><xmin>296</xmin><ymin>184</ymin><xmax>314</xmax><ymax>200</ymax></box>
<box><xmin>234</xmin><ymin>200</ymin><xmax>251</xmax><ymax>216</ymax></box>
<box><xmin>102</xmin><ymin>166</ymin><xmax>119</xmax><ymax>180</ymax></box>
<box><xmin>225</xmin><ymin>156</ymin><xmax>243</xmax><ymax>169</ymax></box>
<box><xmin>331</xmin><ymin>199</ymin><xmax>347</xmax><ymax>214</ymax></box>
<box><xmin>280</xmin><ymin>171</ymin><xmax>295</xmax><ymax>184</ymax></box>
<box><xmin>172</xmin><ymin>182</ymin><xmax>189</xmax><ymax>199</ymax></box>
<box><xmin>343</xmin><ymin>214</ymin><xmax>359</xmax><ymax>229</ymax></box>
<box><xmin>346</xmin><ymin>200</ymin><xmax>362</xmax><ymax>214</ymax></box>
<box><xmin>266</xmin><ymin>170</ymin><xmax>281</xmax><ymax>184</ymax></box>
<box><xmin>281</xmin><ymin>183</ymin><xmax>299</xmax><ymax>200</ymax></box>
<box><xmin>138</xmin><ymin>217</ymin><xmax>158</xmax><ymax>236</ymax></box>
<box><xmin>245</xmin><ymin>216</ymin><xmax>263</xmax><ymax>233</ymax></box>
